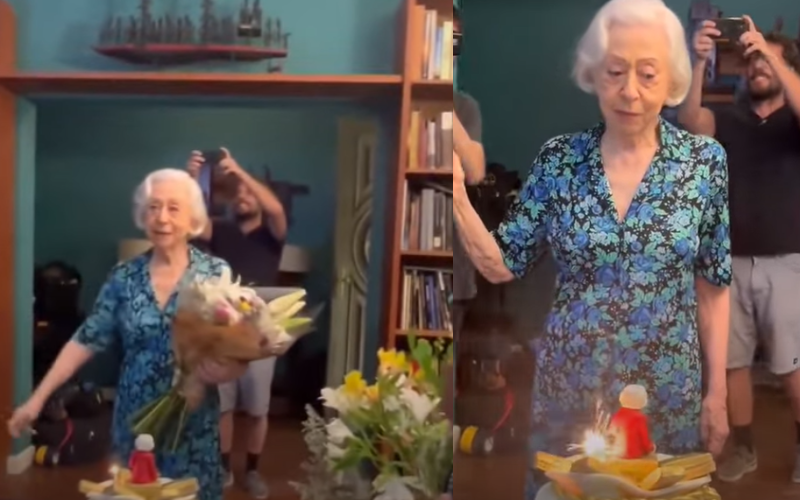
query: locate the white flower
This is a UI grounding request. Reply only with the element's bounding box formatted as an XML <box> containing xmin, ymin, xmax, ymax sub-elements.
<box><xmin>382</xmin><ymin>395</ymin><xmax>402</xmax><ymax>413</ymax></box>
<box><xmin>374</xmin><ymin>478</ymin><xmax>415</xmax><ymax>500</ymax></box>
<box><xmin>326</xmin><ymin>442</ymin><xmax>346</xmax><ymax>459</ymax></box>
<box><xmin>325</xmin><ymin>418</ymin><xmax>354</xmax><ymax>446</ymax></box>
<box><xmin>399</xmin><ymin>387</ymin><xmax>439</xmax><ymax>423</ymax></box>
<box><xmin>320</xmin><ymin>387</ymin><xmax>359</xmax><ymax>414</ymax></box>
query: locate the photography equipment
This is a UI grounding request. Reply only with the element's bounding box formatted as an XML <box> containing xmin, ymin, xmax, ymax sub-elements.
<box><xmin>34</xmin><ymin>382</ymin><xmax>110</xmax><ymax>467</ymax></box>
<box><xmin>711</xmin><ymin>17</ymin><xmax>747</xmax><ymax>44</ymax></box>
<box><xmin>34</xmin><ymin>261</ymin><xmax>85</xmax><ymax>384</ymax></box>
<box><xmin>200</xmin><ymin>149</ymin><xmax>238</xmax><ymax>217</ymax></box>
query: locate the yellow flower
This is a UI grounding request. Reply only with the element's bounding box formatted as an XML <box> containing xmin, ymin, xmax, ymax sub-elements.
<box><xmin>378</xmin><ymin>349</ymin><xmax>408</xmax><ymax>375</ymax></box>
<box><xmin>365</xmin><ymin>384</ymin><xmax>380</xmax><ymax>402</ymax></box>
<box><xmin>343</xmin><ymin>370</ymin><xmax>367</xmax><ymax>396</ymax></box>
<box><xmin>237</xmin><ymin>299</ymin><xmax>252</xmax><ymax>314</ymax></box>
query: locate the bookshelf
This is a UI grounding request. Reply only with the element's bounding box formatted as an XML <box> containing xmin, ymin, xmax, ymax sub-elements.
<box><xmin>382</xmin><ymin>0</ymin><xmax>454</xmax><ymax>350</ymax></box>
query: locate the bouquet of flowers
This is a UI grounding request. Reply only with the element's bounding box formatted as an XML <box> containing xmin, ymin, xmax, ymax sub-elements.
<box><xmin>292</xmin><ymin>336</ymin><xmax>454</xmax><ymax>500</ymax></box>
<box><xmin>130</xmin><ymin>268</ymin><xmax>314</xmax><ymax>450</ymax></box>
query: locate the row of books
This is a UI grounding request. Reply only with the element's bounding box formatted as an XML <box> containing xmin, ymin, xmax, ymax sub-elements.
<box><xmin>408</xmin><ymin>110</ymin><xmax>453</xmax><ymax>171</ymax></box>
<box><xmin>399</xmin><ymin>267</ymin><xmax>453</xmax><ymax>332</ymax></box>
<box><xmin>417</xmin><ymin>8</ymin><xmax>454</xmax><ymax>81</ymax></box>
<box><xmin>400</xmin><ymin>182</ymin><xmax>452</xmax><ymax>252</ymax></box>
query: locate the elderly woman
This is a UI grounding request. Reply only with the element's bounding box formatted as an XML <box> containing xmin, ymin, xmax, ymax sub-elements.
<box><xmin>8</xmin><ymin>169</ymin><xmax>250</xmax><ymax>500</ymax></box>
<box><xmin>453</xmin><ymin>0</ymin><xmax>732</xmax><ymax>496</ymax></box>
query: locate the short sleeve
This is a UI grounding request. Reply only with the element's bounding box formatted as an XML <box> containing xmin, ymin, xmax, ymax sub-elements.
<box><xmin>695</xmin><ymin>142</ymin><xmax>732</xmax><ymax>286</ymax></box>
<box><xmin>492</xmin><ymin>138</ymin><xmax>560</xmax><ymax>278</ymax></box>
<box><xmin>455</xmin><ymin>93</ymin><xmax>482</xmax><ymax>142</ymax></box>
<box><xmin>72</xmin><ymin>270</ymin><xmax>122</xmax><ymax>352</ymax></box>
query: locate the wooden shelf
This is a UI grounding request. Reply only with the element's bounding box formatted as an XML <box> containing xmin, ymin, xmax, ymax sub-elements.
<box><xmin>411</xmin><ymin>79</ymin><xmax>452</xmax><ymax>100</ymax></box>
<box><xmin>400</xmin><ymin>250</ymin><xmax>453</xmax><ymax>264</ymax></box>
<box><xmin>0</xmin><ymin>72</ymin><xmax>403</xmax><ymax>98</ymax></box>
<box><xmin>395</xmin><ymin>329</ymin><xmax>452</xmax><ymax>339</ymax></box>
<box><xmin>406</xmin><ymin>169</ymin><xmax>452</xmax><ymax>178</ymax></box>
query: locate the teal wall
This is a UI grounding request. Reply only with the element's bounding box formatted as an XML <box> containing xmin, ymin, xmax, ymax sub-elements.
<box><xmin>460</xmin><ymin>0</ymin><xmax>800</xmax><ymax>172</ymax></box>
<box><xmin>9</xmin><ymin>0</ymin><xmax>399</xmax><ymax>74</ymax></box>
<box><xmin>9</xmin><ymin>0</ymin><xmax>403</xmax><ymax>448</ymax></box>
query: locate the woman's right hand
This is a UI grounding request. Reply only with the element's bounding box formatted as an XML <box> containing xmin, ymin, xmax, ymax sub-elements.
<box><xmin>8</xmin><ymin>398</ymin><xmax>43</xmax><ymax>438</ymax></box>
<box><xmin>693</xmin><ymin>21</ymin><xmax>720</xmax><ymax>61</ymax></box>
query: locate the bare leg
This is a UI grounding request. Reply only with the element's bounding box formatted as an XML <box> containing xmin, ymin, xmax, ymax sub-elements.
<box><xmin>219</xmin><ymin>410</ymin><xmax>235</xmax><ymax>487</ymax></box>
<box><xmin>728</xmin><ymin>367</ymin><xmax>754</xmax><ymax>427</ymax></box>
<box><xmin>240</xmin><ymin>358</ymin><xmax>275</xmax><ymax>498</ymax></box>
<box><xmin>717</xmin><ymin>367</ymin><xmax>757</xmax><ymax>483</ymax></box>
<box><xmin>783</xmin><ymin>370</ymin><xmax>800</xmax><ymax>420</ymax></box>
<box><xmin>220</xmin><ymin>411</ymin><xmax>235</xmax><ymax>454</ymax></box>
<box><xmin>783</xmin><ymin>369</ymin><xmax>800</xmax><ymax>483</ymax></box>
<box><xmin>243</xmin><ymin>414</ymin><xmax>270</xmax><ymax>498</ymax></box>
<box><xmin>247</xmin><ymin>415</ymin><xmax>269</xmax><ymax>456</ymax></box>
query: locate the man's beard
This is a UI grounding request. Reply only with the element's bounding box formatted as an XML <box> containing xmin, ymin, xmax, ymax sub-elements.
<box><xmin>234</xmin><ymin>210</ymin><xmax>259</xmax><ymax>223</ymax></box>
<box><xmin>748</xmin><ymin>78</ymin><xmax>782</xmax><ymax>102</ymax></box>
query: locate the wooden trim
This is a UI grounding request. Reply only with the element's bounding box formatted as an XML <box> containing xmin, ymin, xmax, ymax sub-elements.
<box><xmin>411</xmin><ymin>79</ymin><xmax>453</xmax><ymax>101</ymax></box>
<box><xmin>0</xmin><ymin>72</ymin><xmax>403</xmax><ymax>98</ymax></box>
<box><xmin>0</xmin><ymin>0</ymin><xmax>16</xmax><ymax>461</ymax></box>
<box><xmin>381</xmin><ymin>0</ymin><xmax>419</xmax><ymax>350</ymax></box>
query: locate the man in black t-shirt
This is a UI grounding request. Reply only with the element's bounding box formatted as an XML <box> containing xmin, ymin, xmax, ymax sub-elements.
<box><xmin>679</xmin><ymin>16</ymin><xmax>800</xmax><ymax>484</ymax></box>
<box><xmin>188</xmin><ymin>148</ymin><xmax>287</xmax><ymax>498</ymax></box>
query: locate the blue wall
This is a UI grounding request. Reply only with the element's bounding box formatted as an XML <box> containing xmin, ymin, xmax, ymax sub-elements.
<box><xmin>461</xmin><ymin>0</ymin><xmax>800</xmax><ymax>172</ymax></box>
<box><xmin>9</xmin><ymin>0</ymin><xmax>403</xmax><ymax>419</ymax></box>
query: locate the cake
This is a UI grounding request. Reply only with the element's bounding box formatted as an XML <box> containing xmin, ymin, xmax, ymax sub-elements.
<box><xmin>533</xmin><ymin>386</ymin><xmax>720</xmax><ymax>500</ymax></box>
<box><xmin>78</xmin><ymin>434</ymin><xmax>199</xmax><ymax>500</ymax></box>
<box><xmin>534</xmin><ymin>452</ymin><xmax>720</xmax><ymax>500</ymax></box>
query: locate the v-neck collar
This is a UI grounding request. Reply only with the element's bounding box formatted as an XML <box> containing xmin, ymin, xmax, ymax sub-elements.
<box><xmin>584</xmin><ymin>117</ymin><xmax>679</xmax><ymax>225</ymax></box>
<box><xmin>140</xmin><ymin>245</ymin><xmax>203</xmax><ymax>314</ymax></box>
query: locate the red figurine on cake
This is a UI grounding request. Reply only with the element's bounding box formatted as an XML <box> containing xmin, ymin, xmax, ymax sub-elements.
<box><xmin>129</xmin><ymin>434</ymin><xmax>159</xmax><ymax>484</ymax></box>
<box><xmin>608</xmin><ymin>384</ymin><xmax>655</xmax><ymax>459</ymax></box>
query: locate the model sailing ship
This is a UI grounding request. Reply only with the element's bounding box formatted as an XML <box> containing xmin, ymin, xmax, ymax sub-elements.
<box><xmin>96</xmin><ymin>0</ymin><xmax>290</xmax><ymax>71</ymax></box>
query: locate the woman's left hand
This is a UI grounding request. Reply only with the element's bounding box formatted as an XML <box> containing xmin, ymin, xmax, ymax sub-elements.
<box><xmin>196</xmin><ymin>359</ymin><xmax>248</xmax><ymax>384</ymax></box>
<box><xmin>700</xmin><ymin>391</ymin><xmax>729</xmax><ymax>456</ymax></box>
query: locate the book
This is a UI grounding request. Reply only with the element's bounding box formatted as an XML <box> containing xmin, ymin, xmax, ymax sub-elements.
<box><xmin>401</xmin><ymin>181</ymin><xmax>452</xmax><ymax>253</ymax></box>
<box><xmin>407</xmin><ymin>110</ymin><xmax>453</xmax><ymax>171</ymax></box>
<box><xmin>400</xmin><ymin>267</ymin><xmax>453</xmax><ymax>332</ymax></box>
<box><xmin>413</xmin><ymin>7</ymin><xmax>454</xmax><ymax>81</ymax></box>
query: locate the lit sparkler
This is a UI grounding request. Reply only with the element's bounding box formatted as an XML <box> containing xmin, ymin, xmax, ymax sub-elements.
<box><xmin>567</xmin><ymin>401</ymin><xmax>616</xmax><ymax>459</ymax></box>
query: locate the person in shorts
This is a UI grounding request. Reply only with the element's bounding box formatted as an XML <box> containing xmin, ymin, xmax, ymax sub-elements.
<box><xmin>679</xmin><ymin>18</ymin><xmax>800</xmax><ymax>483</ymax></box>
<box><xmin>187</xmin><ymin>148</ymin><xmax>287</xmax><ymax>498</ymax></box>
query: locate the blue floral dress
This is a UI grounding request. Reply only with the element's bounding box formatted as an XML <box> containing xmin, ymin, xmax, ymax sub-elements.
<box><xmin>73</xmin><ymin>246</ymin><xmax>229</xmax><ymax>500</ymax></box>
<box><xmin>492</xmin><ymin>120</ymin><xmax>732</xmax><ymax>498</ymax></box>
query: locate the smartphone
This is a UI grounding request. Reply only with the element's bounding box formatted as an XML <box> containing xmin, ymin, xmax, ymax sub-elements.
<box><xmin>197</xmin><ymin>150</ymin><xmax>220</xmax><ymax>209</ymax></box>
<box><xmin>710</xmin><ymin>17</ymin><xmax>747</xmax><ymax>43</ymax></box>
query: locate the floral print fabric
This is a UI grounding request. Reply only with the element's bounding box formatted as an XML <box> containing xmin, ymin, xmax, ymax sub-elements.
<box><xmin>493</xmin><ymin>119</ymin><xmax>731</xmax><ymax>498</ymax></box>
<box><xmin>73</xmin><ymin>246</ymin><xmax>229</xmax><ymax>500</ymax></box>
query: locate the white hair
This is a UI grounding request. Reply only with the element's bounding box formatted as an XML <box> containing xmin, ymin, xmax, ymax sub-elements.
<box><xmin>132</xmin><ymin>168</ymin><xmax>208</xmax><ymax>238</ymax></box>
<box><xmin>572</xmin><ymin>0</ymin><xmax>692</xmax><ymax>107</ymax></box>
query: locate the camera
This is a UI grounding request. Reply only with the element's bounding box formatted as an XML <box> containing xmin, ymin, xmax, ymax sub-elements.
<box><xmin>710</xmin><ymin>17</ymin><xmax>748</xmax><ymax>44</ymax></box>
